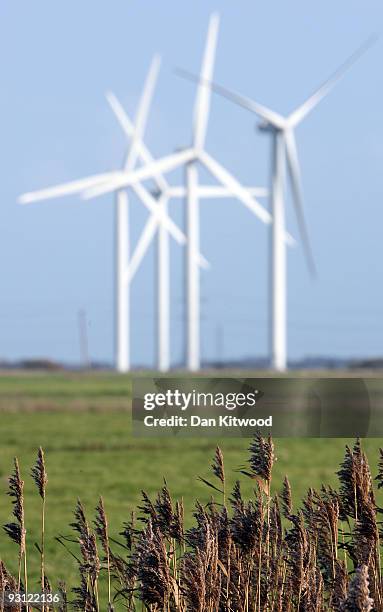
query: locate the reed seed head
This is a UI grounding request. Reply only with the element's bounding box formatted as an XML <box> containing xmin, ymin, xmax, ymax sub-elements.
<box><xmin>31</xmin><ymin>447</ymin><xmax>47</xmax><ymax>501</ymax></box>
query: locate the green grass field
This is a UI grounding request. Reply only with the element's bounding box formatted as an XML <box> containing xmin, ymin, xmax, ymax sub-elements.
<box><xmin>0</xmin><ymin>370</ymin><xmax>382</xmax><ymax>592</ymax></box>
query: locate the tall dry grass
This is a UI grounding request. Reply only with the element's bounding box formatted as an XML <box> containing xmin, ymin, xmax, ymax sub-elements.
<box><xmin>0</xmin><ymin>436</ymin><xmax>383</xmax><ymax>610</ymax></box>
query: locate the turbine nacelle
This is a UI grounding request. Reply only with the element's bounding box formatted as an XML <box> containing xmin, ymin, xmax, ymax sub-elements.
<box><xmin>257</xmin><ymin>120</ymin><xmax>279</xmax><ymax>133</ymax></box>
<box><xmin>150</xmin><ymin>187</ymin><xmax>162</xmax><ymax>200</ymax></box>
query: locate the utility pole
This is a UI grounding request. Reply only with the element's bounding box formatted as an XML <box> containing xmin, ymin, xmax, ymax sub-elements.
<box><xmin>78</xmin><ymin>309</ymin><xmax>90</xmax><ymax>369</ymax></box>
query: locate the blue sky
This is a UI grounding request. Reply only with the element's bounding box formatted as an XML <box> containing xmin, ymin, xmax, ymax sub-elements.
<box><xmin>0</xmin><ymin>1</ymin><xmax>382</xmax><ymax>366</ymax></box>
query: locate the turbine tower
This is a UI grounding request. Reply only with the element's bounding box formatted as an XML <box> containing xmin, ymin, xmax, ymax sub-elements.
<box><xmin>184</xmin><ymin>13</ymin><xmax>219</xmax><ymax>371</ymax></box>
<box><xmin>179</xmin><ymin>36</ymin><xmax>376</xmax><ymax>371</ymax></box>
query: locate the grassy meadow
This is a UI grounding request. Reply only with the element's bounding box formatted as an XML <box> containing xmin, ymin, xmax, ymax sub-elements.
<box><xmin>0</xmin><ymin>370</ymin><xmax>382</xmax><ymax>596</ymax></box>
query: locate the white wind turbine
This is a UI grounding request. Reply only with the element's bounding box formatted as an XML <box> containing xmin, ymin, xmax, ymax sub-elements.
<box><xmin>105</xmin><ymin>90</ymin><xmax>211</xmax><ymax>372</ymax></box>
<box><xmin>178</xmin><ymin>35</ymin><xmax>377</xmax><ymax>371</ymax></box>
<box><xmin>19</xmin><ymin>56</ymin><xmax>208</xmax><ymax>373</ymax></box>
<box><xmin>81</xmin><ymin>13</ymin><xmax>293</xmax><ymax>371</ymax></box>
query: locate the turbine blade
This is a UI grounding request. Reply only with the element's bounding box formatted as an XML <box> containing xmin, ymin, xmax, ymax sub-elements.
<box><xmin>106</xmin><ymin>91</ymin><xmax>134</xmax><ymax>140</ymax></box>
<box><xmin>164</xmin><ymin>186</ymin><xmax>186</xmax><ymax>198</ymax></box>
<box><xmin>127</xmin><ymin>203</ymin><xmax>209</xmax><ymax>282</ymax></box>
<box><xmin>127</xmin><ymin>214</ymin><xmax>159</xmax><ymax>283</ymax></box>
<box><xmin>198</xmin><ymin>253</ymin><xmax>210</xmax><ymax>270</ymax></box>
<box><xmin>82</xmin><ymin>149</ymin><xmax>196</xmax><ymax>200</ymax></box>
<box><xmin>195</xmin><ymin>185</ymin><xmax>268</xmax><ymax>198</ymax></box>
<box><xmin>284</xmin><ymin>130</ymin><xmax>316</xmax><ymax>276</ymax></box>
<box><xmin>132</xmin><ymin>183</ymin><xmax>186</xmax><ymax>245</ymax></box>
<box><xmin>18</xmin><ymin>172</ymin><xmax>119</xmax><ymax>204</ymax></box>
<box><xmin>288</xmin><ymin>34</ymin><xmax>378</xmax><ymax>127</ymax></box>
<box><xmin>126</xmin><ymin>54</ymin><xmax>161</xmax><ymax>170</ymax></box>
<box><xmin>166</xmin><ymin>185</ymin><xmax>268</xmax><ymax>198</ymax></box>
<box><xmin>198</xmin><ymin>150</ymin><xmax>271</xmax><ymax>224</ymax></box>
<box><xmin>106</xmin><ymin>91</ymin><xmax>169</xmax><ymax>192</ymax></box>
<box><xmin>193</xmin><ymin>13</ymin><xmax>220</xmax><ymax>149</ymax></box>
<box><xmin>198</xmin><ymin>151</ymin><xmax>295</xmax><ymax>244</ymax></box>
<box><xmin>176</xmin><ymin>68</ymin><xmax>285</xmax><ymax>128</ymax></box>
<box><xmin>249</xmin><ymin>187</ymin><xmax>269</xmax><ymax>198</ymax></box>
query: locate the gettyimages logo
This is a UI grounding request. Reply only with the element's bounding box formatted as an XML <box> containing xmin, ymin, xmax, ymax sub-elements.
<box><xmin>132</xmin><ymin>377</ymin><xmax>373</xmax><ymax>438</ymax></box>
<box><xmin>143</xmin><ymin>386</ymin><xmax>264</xmax><ymax>412</ymax></box>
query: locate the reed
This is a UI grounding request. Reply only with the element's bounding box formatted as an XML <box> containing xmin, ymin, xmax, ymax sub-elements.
<box><xmin>31</xmin><ymin>447</ymin><xmax>47</xmax><ymax>611</ymax></box>
<box><xmin>0</xmin><ymin>437</ymin><xmax>382</xmax><ymax>610</ymax></box>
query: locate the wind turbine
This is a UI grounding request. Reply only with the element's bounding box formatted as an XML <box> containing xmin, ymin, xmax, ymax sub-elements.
<box><xmin>81</xmin><ymin>13</ymin><xmax>293</xmax><ymax>371</ymax></box>
<box><xmin>105</xmin><ymin>91</ymin><xmax>210</xmax><ymax>372</ymax></box>
<box><xmin>177</xmin><ymin>35</ymin><xmax>377</xmax><ymax>371</ymax></box>
<box><xmin>19</xmin><ymin>56</ymin><xmax>207</xmax><ymax>373</ymax></box>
